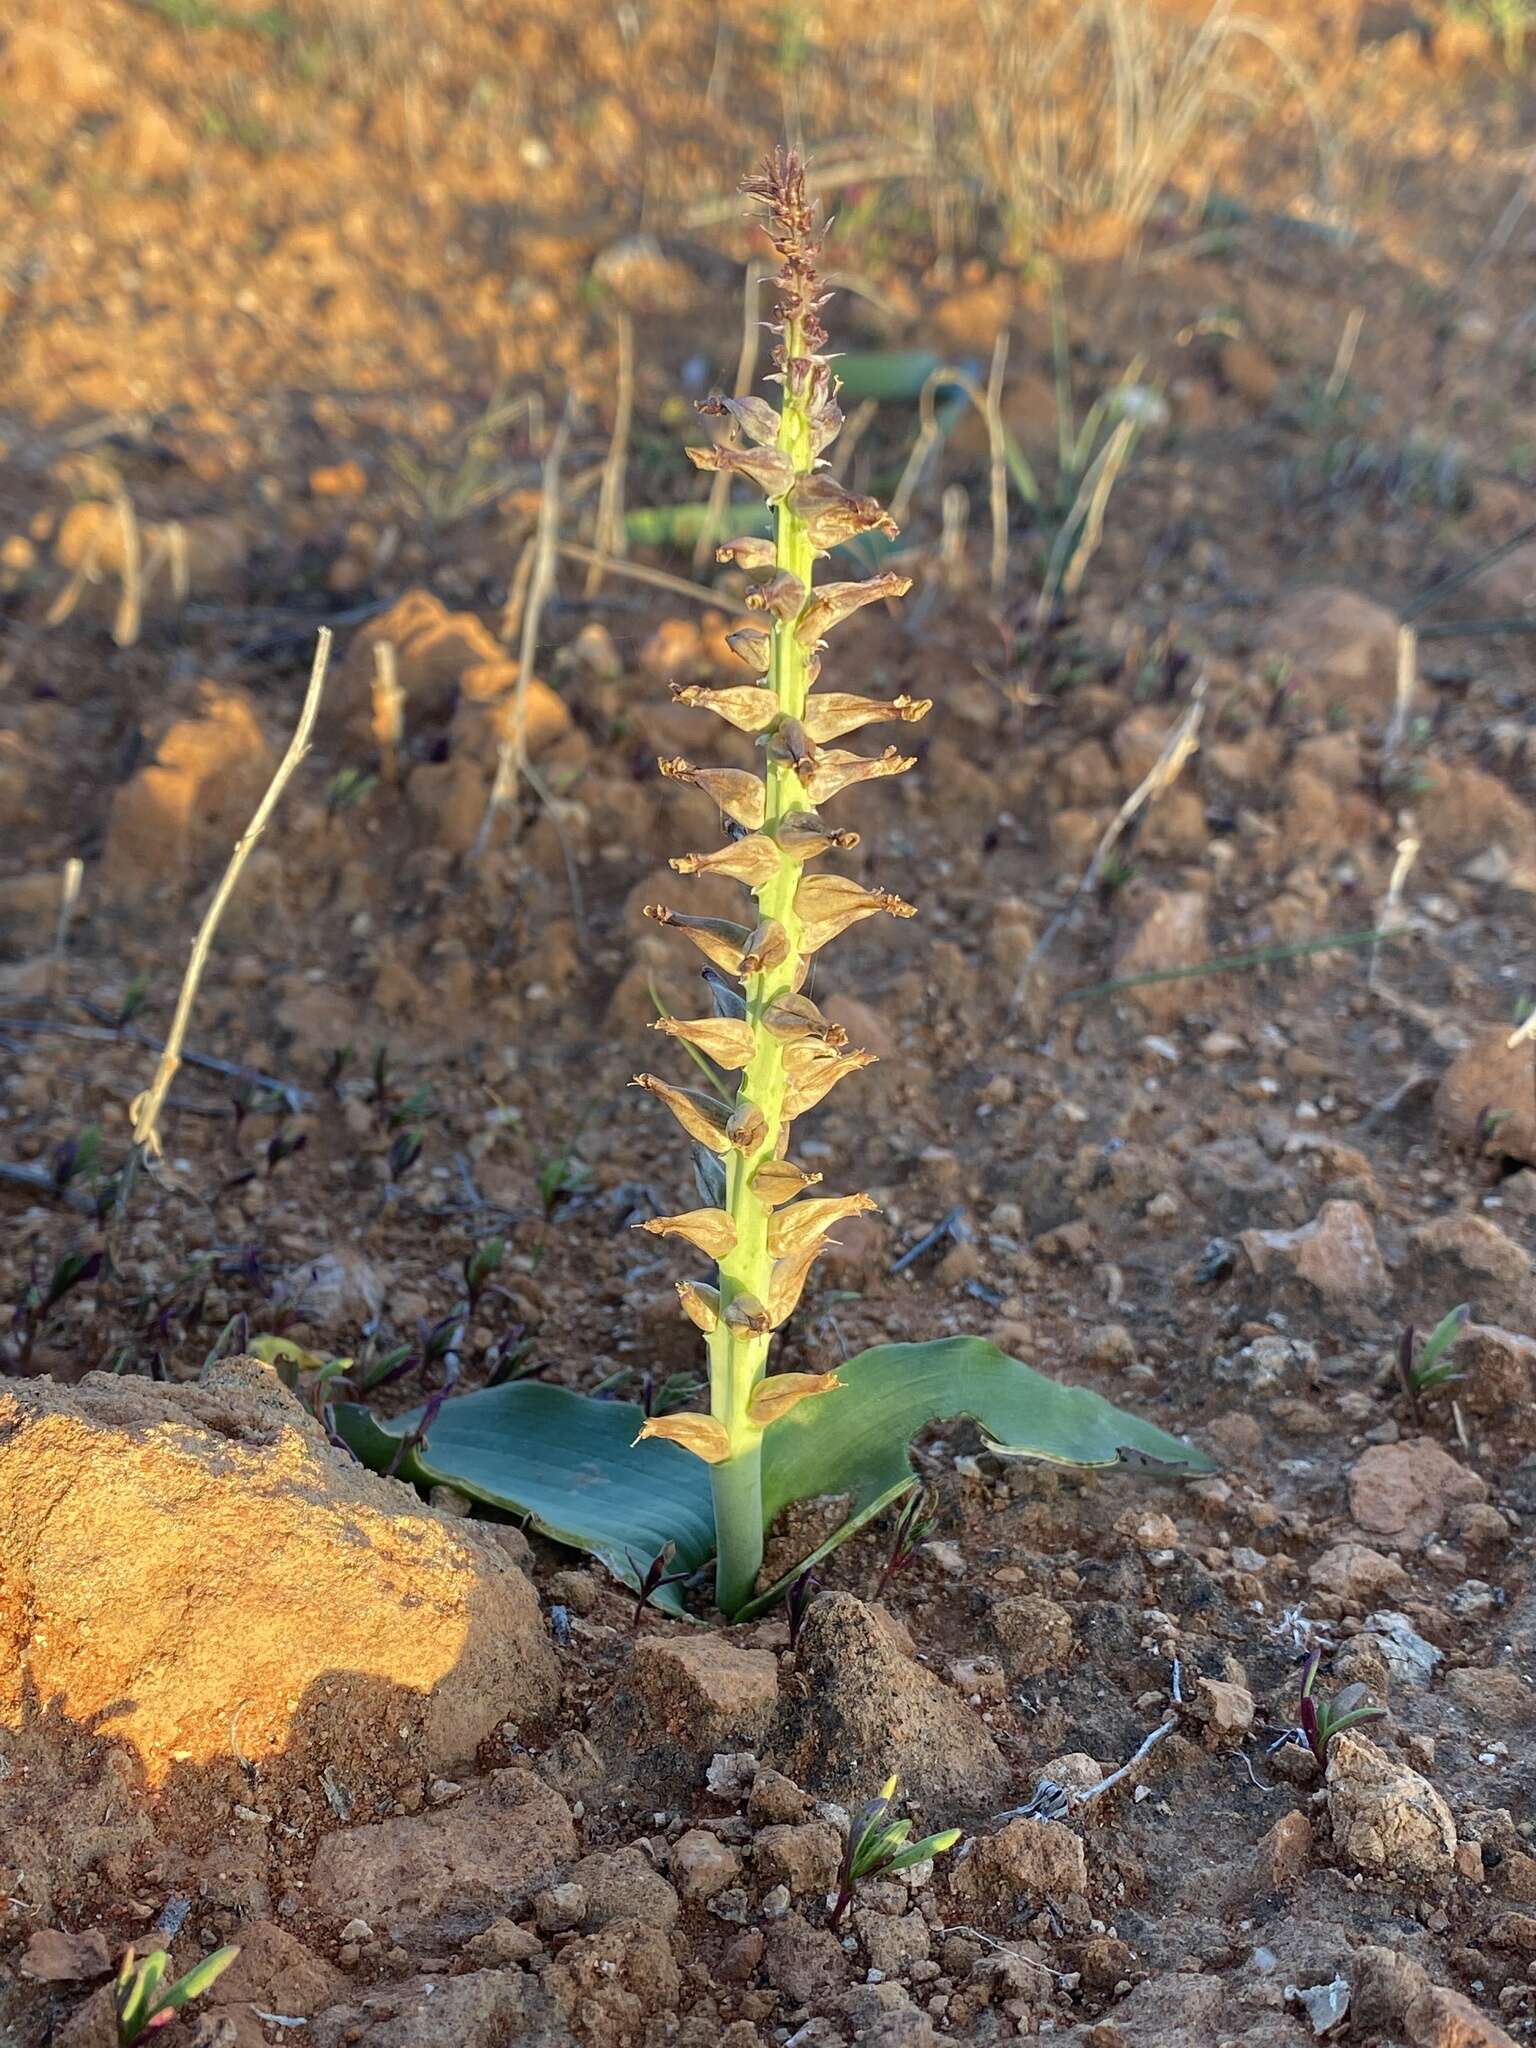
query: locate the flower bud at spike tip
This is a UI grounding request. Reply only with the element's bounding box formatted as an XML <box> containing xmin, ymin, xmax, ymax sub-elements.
<box><xmin>637</xmin><ymin>149</ymin><xmax>920</xmax><ymax>1619</ymax></box>
<box><xmin>635</xmin><ymin>1413</ymin><xmax>732</xmax><ymax>1464</ymax></box>
<box><xmin>637</xmin><ymin>1208</ymin><xmax>738</xmax><ymax>1258</ymax></box>
<box><xmin>747</xmin><ymin>1371</ymin><xmax>842</xmax><ymax>1427</ymax></box>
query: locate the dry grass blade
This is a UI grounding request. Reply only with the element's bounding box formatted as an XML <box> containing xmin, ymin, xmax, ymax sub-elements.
<box><xmin>130</xmin><ymin>628</ymin><xmax>334</xmax><ymax>1160</ymax></box>
<box><xmin>474</xmin><ymin>401</ymin><xmax>574</xmax><ymax>863</ymax></box>
<box><xmin>694</xmin><ymin>260</ymin><xmax>766</xmax><ymax>571</ymax></box>
<box><xmin>1009</xmin><ymin>673</ymin><xmax>1206</xmax><ymax>1013</ymax></box>
<box><xmin>556</xmin><ymin>542</ymin><xmax>750</xmax><ymax>614</ymax></box>
<box><xmin>1039</xmin><ymin>414</ymin><xmax>1137</xmax><ymax>624</ymax></box>
<box><xmin>586</xmin><ymin>310</ymin><xmax>634</xmax><ymax>597</ymax></box>
<box><xmin>985</xmin><ymin>329</ymin><xmax>1011</xmax><ymax>596</ymax></box>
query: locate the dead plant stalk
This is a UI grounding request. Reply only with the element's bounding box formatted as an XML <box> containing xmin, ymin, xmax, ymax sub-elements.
<box><xmin>130</xmin><ymin>628</ymin><xmax>334</xmax><ymax>1159</ymax></box>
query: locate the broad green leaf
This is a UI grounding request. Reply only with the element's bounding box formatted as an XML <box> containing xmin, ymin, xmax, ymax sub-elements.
<box><xmin>333</xmin><ymin>1387</ymin><xmax>715</xmax><ymax>1614</ymax></box>
<box><xmin>156</xmin><ymin>1946</ymin><xmax>240</xmax><ymax>2015</ymax></box>
<box><xmin>335</xmin><ymin>1339</ymin><xmax>1206</xmax><ymax>1617</ymax></box>
<box><xmin>834</xmin><ymin>350</ymin><xmax>944</xmax><ymax>402</ymax></box>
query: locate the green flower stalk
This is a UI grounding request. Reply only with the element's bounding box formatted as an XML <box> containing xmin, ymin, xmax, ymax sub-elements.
<box><xmin>630</xmin><ymin>151</ymin><xmax>928</xmax><ymax>1615</ymax></box>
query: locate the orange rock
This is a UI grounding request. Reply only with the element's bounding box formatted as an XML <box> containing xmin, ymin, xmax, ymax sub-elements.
<box><xmin>103</xmin><ymin>685</ymin><xmax>273</xmax><ymax>894</ymax></box>
<box><xmin>1435</xmin><ymin>1025</ymin><xmax>1536</xmax><ymax>1165</ymax></box>
<box><xmin>1262</xmin><ymin>585</ymin><xmax>1399</xmax><ymax>720</ymax></box>
<box><xmin>309</xmin><ymin>460</ymin><xmax>369</xmax><ymax>498</ymax></box>
<box><xmin>99</xmin><ymin>105</ymin><xmax>192</xmax><ymax>185</ymax></box>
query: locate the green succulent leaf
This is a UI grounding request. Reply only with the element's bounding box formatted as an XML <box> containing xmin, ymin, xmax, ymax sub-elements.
<box><xmin>335</xmin><ymin>1337</ymin><xmax>1207</xmax><ymax>1617</ymax></box>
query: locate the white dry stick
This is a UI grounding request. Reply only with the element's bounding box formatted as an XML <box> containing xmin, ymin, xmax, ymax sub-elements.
<box><xmin>1325</xmin><ymin>305</ymin><xmax>1364</xmax><ymax>404</ymax></box>
<box><xmin>1384</xmin><ymin>623</ymin><xmax>1417</xmax><ymax>763</ymax></box>
<box><xmin>1009</xmin><ymin>674</ymin><xmax>1207</xmax><ymax>1013</ymax></box>
<box><xmin>371</xmin><ymin>640</ymin><xmax>404</xmax><ymax>783</ymax></box>
<box><xmin>1369</xmin><ymin>833</ymin><xmax>1419</xmax><ymax>988</ymax></box>
<box><xmin>557</xmin><ymin>541</ymin><xmax>751</xmax><ymax>614</ymax></box>
<box><xmin>1041</xmin><ymin>415</ymin><xmax>1138</xmax><ymax>626</ymax></box>
<box><xmin>50</xmin><ymin>857</ymin><xmax>84</xmax><ymax>997</ymax></box>
<box><xmin>111</xmin><ymin>481</ymin><xmax>144</xmax><ymax>649</ymax></box>
<box><xmin>499</xmin><ymin>536</ymin><xmax>536</xmax><ymax>647</ymax></box>
<box><xmin>130</xmin><ymin>628</ymin><xmax>333</xmax><ymax>1161</ymax></box>
<box><xmin>585</xmin><ymin>310</ymin><xmax>634</xmax><ymax>598</ymax></box>
<box><xmin>985</xmin><ymin>328</ymin><xmax>1011</xmax><ymax>596</ymax></box>
<box><xmin>1509</xmin><ymin>1006</ymin><xmax>1536</xmax><ymax>1051</ymax></box>
<box><xmin>473</xmin><ymin>402</ymin><xmax>573</xmax><ymax>863</ymax></box>
<box><xmin>694</xmin><ymin>260</ymin><xmax>766</xmax><ymax>572</ymax></box>
<box><xmin>829</xmin><ymin>397</ymin><xmax>878</xmax><ymax>482</ymax></box>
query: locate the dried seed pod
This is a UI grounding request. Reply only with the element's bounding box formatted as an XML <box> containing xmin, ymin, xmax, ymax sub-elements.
<box><xmin>787</xmin><ymin>473</ymin><xmax>899</xmax><ymax>550</ymax></box>
<box><xmin>783</xmin><ymin>1044</ymin><xmax>879</xmax><ymax>1117</ymax></box>
<box><xmin>692</xmin><ymin>1143</ymin><xmax>727</xmax><ymax>1208</ymax></box>
<box><xmin>670</xmin><ymin>835</ymin><xmax>783</xmax><ymax>888</ymax></box>
<box><xmin>651</xmin><ymin>1014</ymin><xmax>756</xmax><ymax>1068</ymax></box>
<box><xmin>744</xmin><ymin>570</ymin><xmax>806</xmax><ymax>622</ymax></box>
<box><xmin>727</xmin><ymin>1100</ymin><xmax>768</xmax><ymax>1152</ymax></box>
<box><xmin>716</xmin><ymin>536</ymin><xmax>776</xmax><ymax>571</ymax></box>
<box><xmin>657</xmin><ymin>757</ymin><xmax>766</xmax><ymax>831</ymax></box>
<box><xmin>697</xmin><ymin>393</ymin><xmax>781</xmax><ymax>446</ymax></box>
<box><xmin>799</xmin><ymin>746</ymin><xmax>915</xmax><ymax>806</ymax></box>
<box><xmin>796</xmin><ymin>573</ymin><xmax>913</xmax><ymax>647</ymax></box>
<box><xmin>763</xmin><ymin>716</ymin><xmax>818</xmax><ymax>783</ymax></box>
<box><xmin>761</xmin><ymin>991</ymin><xmax>847</xmax><ymax>1046</ymax></box>
<box><xmin>631</xmin><ymin>1073</ymin><xmax>733</xmax><ymax>1153</ymax></box>
<box><xmin>746</xmin><ymin>1369</ymin><xmax>841</xmax><ymax>1426</ymax></box>
<box><xmin>723</xmin><ymin>1292</ymin><xmax>772</xmax><ymax>1337</ymax></box>
<box><xmin>808</xmin><ymin>391</ymin><xmax>844</xmax><ymax>457</ymax></box>
<box><xmin>637</xmin><ymin>1208</ymin><xmax>739</xmax><ymax>1258</ymax></box>
<box><xmin>799</xmin><ymin>691</ymin><xmax>932</xmax><ymax>743</ymax></box>
<box><xmin>777</xmin><ymin>809</ymin><xmax>860</xmax><ymax>861</ymax></box>
<box><xmin>670</xmin><ymin>682</ymin><xmax>780</xmax><ymax>733</ymax></box>
<box><xmin>643</xmin><ymin>905</ymin><xmax>751</xmax><ymax>976</ymax></box>
<box><xmin>635</xmin><ymin>1412</ymin><xmax>732</xmax><ymax>1463</ymax></box>
<box><xmin>767</xmin><ymin>1239</ymin><xmax>832</xmax><ymax>1326</ymax></box>
<box><xmin>676</xmin><ymin>1278</ymin><xmax>720</xmax><ymax>1332</ymax></box>
<box><xmin>686</xmin><ymin>442</ymin><xmax>796</xmax><ymax>501</ymax></box>
<box><xmin>767</xmin><ymin>1192</ymin><xmax>877</xmax><ymax>1256</ymax></box>
<box><xmin>725</xmin><ymin>626</ymin><xmax>772</xmax><ymax>674</ymax></box>
<box><xmin>794</xmin><ymin>874</ymin><xmax>917</xmax><ymax>954</ymax></box>
<box><xmin>703</xmin><ymin>967</ymin><xmax>747</xmax><ymax>1022</ymax></box>
<box><xmin>740</xmin><ymin>919</ymin><xmax>790</xmax><ymax>975</ymax></box>
<box><xmin>751</xmin><ymin>1157</ymin><xmax>824</xmax><ymax>1207</ymax></box>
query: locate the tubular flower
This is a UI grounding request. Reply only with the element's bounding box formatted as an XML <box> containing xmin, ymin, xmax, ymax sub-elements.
<box><xmin>634</xmin><ymin>149</ymin><xmax>921</xmax><ymax>1616</ymax></box>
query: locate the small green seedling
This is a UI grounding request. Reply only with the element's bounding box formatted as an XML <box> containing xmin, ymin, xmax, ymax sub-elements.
<box><xmin>115</xmin><ymin>1942</ymin><xmax>239</xmax><ymax>2044</ymax></box>
<box><xmin>1294</xmin><ymin>1648</ymin><xmax>1386</xmax><ymax>1766</ymax></box>
<box><xmin>828</xmin><ymin>1776</ymin><xmax>960</xmax><ymax>1930</ymax></box>
<box><xmin>873</xmin><ymin>1484</ymin><xmax>936</xmax><ymax>1600</ymax></box>
<box><xmin>1398</xmin><ymin>1303</ymin><xmax>1469</xmax><ymax>1412</ymax></box>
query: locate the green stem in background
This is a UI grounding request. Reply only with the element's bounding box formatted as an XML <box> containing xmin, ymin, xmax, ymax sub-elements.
<box><xmin>709</xmin><ymin>323</ymin><xmax>816</xmax><ymax>1617</ymax></box>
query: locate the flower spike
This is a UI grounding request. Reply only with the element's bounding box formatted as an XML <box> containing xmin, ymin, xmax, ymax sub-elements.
<box><xmin>629</xmin><ymin>149</ymin><xmax>920</xmax><ymax>1615</ymax></box>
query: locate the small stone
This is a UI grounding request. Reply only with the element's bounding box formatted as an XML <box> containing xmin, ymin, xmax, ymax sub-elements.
<box><xmin>989</xmin><ymin>1593</ymin><xmax>1074</xmax><ymax>1677</ymax></box>
<box><xmin>670</xmin><ymin>1829</ymin><xmax>742</xmax><ymax>1904</ymax></box>
<box><xmin>753</xmin><ymin>1822</ymin><xmax>842</xmax><ymax>1896</ymax></box>
<box><xmin>1191</xmin><ymin>1677</ymin><xmax>1255</xmax><ymax>1739</ymax></box>
<box><xmin>949</xmin><ymin>1818</ymin><xmax>1087</xmax><ymax>1913</ymax></box>
<box><xmin>1326</xmin><ymin>1732</ymin><xmax>1457</xmax><ymax>1881</ymax></box>
<box><xmin>1252</xmin><ymin>1810</ymin><xmax>1313</xmax><ymax>1891</ymax></box>
<box><xmin>1360</xmin><ymin>1611</ymin><xmax>1443</xmax><ymax>1688</ymax></box>
<box><xmin>1347</xmin><ymin>1437</ymin><xmax>1488</xmax><ymax>1548</ymax></box>
<box><xmin>534</xmin><ymin>1882</ymin><xmax>587</xmax><ymax>1934</ymax></box>
<box><xmin>1239</xmin><ymin>1199</ymin><xmax>1388</xmax><ymax>1310</ymax></box>
<box><xmin>1308</xmin><ymin>1542</ymin><xmax>1411</xmax><ymax>1605</ymax></box>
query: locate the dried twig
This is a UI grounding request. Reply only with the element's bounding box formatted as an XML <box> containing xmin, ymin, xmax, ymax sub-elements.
<box><xmin>50</xmin><ymin>858</ymin><xmax>83</xmax><ymax>997</ymax></box>
<box><xmin>1383</xmin><ymin>623</ymin><xmax>1417</xmax><ymax>762</ymax></box>
<box><xmin>995</xmin><ymin>1660</ymin><xmax>1183</xmax><ymax>1826</ymax></box>
<box><xmin>586</xmin><ymin>310</ymin><xmax>634</xmax><ymax>597</ymax></box>
<box><xmin>130</xmin><ymin>629</ymin><xmax>333</xmax><ymax>1159</ymax></box>
<box><xmin>474</xmin><ymin>402</ymin><xmax>573</xmax><ymax>863</ymax></box>
<box><xmin>694</xmin><ymin>261</ymin><xmax>766</xmax><ymax>571</ymax></box>
<box><xmin>1324</xmin><ymin>305</ymin><xmax>1364</xmax><ymax>403</ymax></box>
<box><xmin>371</xmin><ymin>640</ymin><xmax>403</xmax><ymax>784</ymax></box>
<box><xmin>557</xmin><ymin>542</ymin><xmax>749</xmax><ymax>613</ymax></box>
<box><xmin>1009</xmin><ymin>675</ymin><xmax>1206</xmax><ymax>1009</ymax></box>
<box><xmin>985</xmin><ymin>329</ymin><xmax>1010</xmax><ymax>596</ymax></box>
